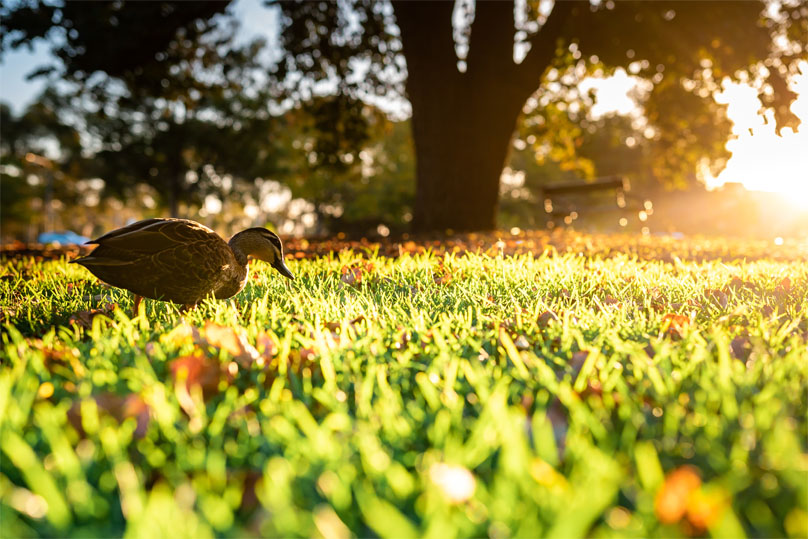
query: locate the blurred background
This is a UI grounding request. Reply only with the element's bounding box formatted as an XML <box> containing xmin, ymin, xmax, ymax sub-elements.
<box><xmin>1</xmin><ymin>0</ymin><xmax>807</xmax><ymax>243</ymax></box>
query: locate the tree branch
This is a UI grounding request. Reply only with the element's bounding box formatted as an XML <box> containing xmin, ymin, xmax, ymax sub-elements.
<box><xmin>466</xmin><ymin>1</ymin><xmax>516</xmax><ymax>78</ymax></box>
<box><xmin>515</xmin><ymin>1</ymin><xmax>578</xmax><ymax>93</ymax></box>
<box><xmin>391</xmin><ymin>0</ymin><xmax>459</xmax><ymax>92</ymax></box>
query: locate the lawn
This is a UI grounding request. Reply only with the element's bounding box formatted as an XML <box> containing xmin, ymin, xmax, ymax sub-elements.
<box><xmin>1</xmin><ymin>234</ymin><xmax>807</xmax><ymax>537</ymax></box>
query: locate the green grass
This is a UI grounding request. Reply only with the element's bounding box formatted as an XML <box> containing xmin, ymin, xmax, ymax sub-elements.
<box><xmin>1</xmin><ymin>247</ymin><xmax>807</xmax><ymax>537</ymax></box>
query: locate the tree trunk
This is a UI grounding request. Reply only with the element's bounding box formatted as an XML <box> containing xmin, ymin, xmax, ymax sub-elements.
<box><xmin>392</xmin><ymin>0</ymin><xmax>574</xmax><ymax>233</ymax></box>
<box><xmin>166</xmin><ymin>167</ymin><xmax>184</xmax><ymax>218</ymax></box>
<box><xmin>408</xmin><ymin>89</ymin><xmax>523</xmax><ymax>232</ymax></box>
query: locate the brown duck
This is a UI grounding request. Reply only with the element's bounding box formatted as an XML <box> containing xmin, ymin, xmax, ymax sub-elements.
<box><xmin>71</xmin><ymin>218</ymin><xmax>294</xmax><ymax>311</ymax></box>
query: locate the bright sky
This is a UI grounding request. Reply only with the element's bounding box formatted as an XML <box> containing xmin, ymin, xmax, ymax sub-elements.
<box><xmin>706</xmin><ymin>62</ymin><xmax>808</xmax><ymax>207</ymax></box>
<box><xmin>1</xmin><ymin>0</ymin><xmax>806</xmax><ymax>206</ymax></box>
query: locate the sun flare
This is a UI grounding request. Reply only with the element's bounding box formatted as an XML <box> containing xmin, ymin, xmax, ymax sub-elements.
<box><xmin>707</xmin><ymin>61</ymin><xmax>808</xmax><ymax>209</ymax></box>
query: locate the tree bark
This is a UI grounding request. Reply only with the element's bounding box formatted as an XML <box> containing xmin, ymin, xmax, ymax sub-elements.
<box><xmin>407</xmin><ymin>87</ymin><xmax>524</xmax><ymax>232</ymax></box>
<box><xmin>167</xmin><ymin>170</ymin><xmax>183</xmax><ymax>218</ymax></box>
<box><xmin>392</xmin><ymin>0</ymin><xmax>575</xmax><ymax>233</ymax></box>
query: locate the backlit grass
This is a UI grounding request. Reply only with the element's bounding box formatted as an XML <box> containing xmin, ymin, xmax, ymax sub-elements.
<box><xmin>1</xmin><ymin>247</ymin><xmax>807</xmax><ymax>537</ymax></box>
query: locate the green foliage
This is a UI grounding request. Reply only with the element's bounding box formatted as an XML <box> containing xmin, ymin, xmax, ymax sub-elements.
<box><xmin>0</xmin><ymin>1</ymin><xmax>230</xmax><ymax>99</ymax></box>
<box><xmin>0</xmin><ymin>95</ymin><xmax>87</xmax><ymax>237</ymax></box>
<box><xmin>272</xmin><ymin>0</ymin><xmax>405</xmax><ymax>101</ymax></box>
<box><xmin>1</xmin><ymin>1</ymin><xmax>280</xmax><ymax>216</ymax></box>
<box><xmin>283</xmin><ymin>99</ymin><xmax>415</xmax><ymax>234</ymax></box>
<box><xmin>1</xmin><ymin>243</ymin><xmax>806</xmax><ymax>536</ymax></box>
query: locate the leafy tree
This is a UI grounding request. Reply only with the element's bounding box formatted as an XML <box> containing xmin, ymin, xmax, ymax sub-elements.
<box><xmin>1</xmin><ymin>1</ymin><xmax>281</xmax><ymax>217</ymax></box>
<box><xmin>272</xmin><ymin>0</ymin><xmax>806</xmax><ymax>231</ymax></box>
<box><xmin>279</xmin><ymin>95</ymin><xmax>414</xmax><ymax>235</ymax></box>
<box><xmin>0</xmin><ymin>92</ymin><xmax>85</xmax><ymax>238</ymax></box>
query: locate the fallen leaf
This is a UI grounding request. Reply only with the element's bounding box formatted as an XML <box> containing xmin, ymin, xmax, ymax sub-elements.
<box><xmin>537</xmin><ymin>310</ymin><xmax>559</xmax><ymax>327</ymax></box>
<box><xmin>686</xmin><ymin>486</ymin><xmax>728</xmax><ymax>532</ymax></box>
<box><xmin>704</xmin><ymin>289</ymin><xmax>728</xmax><ymax>310</ymax></box>
<box><xmin>204</xmin><ymin>322</ymin><xmax>259</xmax><ymax>367</ymax></box>
<box><xmin>730</xmin><ymin>336</ymin><xmax>752</xmax><ymax>361</ymax></box>
<box><xmin>655</xmin><ymin>466</ymin><xmax>701</xmax><ymax>525</ymax></box>
<box><xmin>324</xmin><ymin>315</ymin><xmax>366</xmax><ymax>333</ymax></box>
<box><xmin>255</xmin><ymin>331</ymin><xmax>278</xmax><ymax>359</ymax></box>
<box><xmin>661</xmin><ymin>313</ymin><xmax>690</xmax><ymax>339</ymax></box>
<box><xmin>169</xmin><ymin>353</ymin><xmax>225</xmax><ymax>398</ymax></box>
<box><xmin>569</xmin><ymin>350</ymin><xmax>589</xmax><ymax>375</ymax></box>
<box><xmin>340</xmin><ymin>266</ymin><xmax>364</xmax><ymax>286</ymax></box>
<box><xmin>775</xmin><ymin>276</ymin><xmax>791</xmax><ymax>292</ymax></box>
<box><xmin>69</xmin><ymin>305</ymin><xmax>116</xmax><ymax>329</ymax></box>
<box><xmin>299</xmin><ymin>347</ymin><xmax>317</xmax><ymax>361</ymax></box>
<box><xmin>68</xmin><ymin>393</ymin><xmax>150</xmax><ymax>438</ymax></box>
<box><xmin>159</xmin><ymin>322</ymin><xmax>199</xmax><ymax>347</ymax></box>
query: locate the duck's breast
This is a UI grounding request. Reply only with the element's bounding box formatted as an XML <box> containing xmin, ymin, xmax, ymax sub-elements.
<box><xmin>212</xmin><ymin>257</ymin><xmax>249</xmax><ymax>300</ymax></box>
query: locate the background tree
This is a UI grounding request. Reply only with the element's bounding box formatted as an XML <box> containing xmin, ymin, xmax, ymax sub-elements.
<box><xmin>0</xmin><ymin>92</ymin><xmax>85</xmax><ymax>239</ymax></box>
<box><xmin>273</xmin><ymin>0</ymin><xmax>806</xmax><ymax>231</ymax></box>
<box><xmin>1</xmin><ymin>1</ymin><xmax>281</xmax><ymax>218</ymax></box>
<box><xmin>279</xmin><ymin>95</ymin><xmax>414</xmax><ymax>236</ymax></box>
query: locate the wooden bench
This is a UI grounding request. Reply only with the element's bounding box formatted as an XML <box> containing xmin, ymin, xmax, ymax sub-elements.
<box><xmin>541</xmin><ymin>175</ymin><xmax>652</xmax><ymax>228</ymax></box>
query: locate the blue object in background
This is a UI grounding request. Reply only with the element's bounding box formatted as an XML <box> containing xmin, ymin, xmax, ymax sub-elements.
<box><xmin>38</xmin><ymin>231</ymin><xmax>91</xmax><ymax>245</ymax></box>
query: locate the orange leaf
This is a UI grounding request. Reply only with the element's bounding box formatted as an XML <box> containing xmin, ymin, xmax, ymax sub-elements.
<box><xmin>160</xmin><ymin>322</ymin><xmax>199</xmax><ymax>346</ymax></box>
<box><xmin>686</xmin><ymin>487</ymin><xmax>727</xmax><ymax>532</ymax></box>
<box><xmin>204</xmin><ymin>322</ymin><xmax>259</xmax><ymax>367</ymax></box>
<box><xmin>169</xmin><ymin>354</ymin><xmax>224</xmax><ymax>398</ymax></box>
<box><xmin>255</xmin><ymin>331</ymin><xmax>278</xmax><ymax>359</ymax></box>
<box><xmin>655</xmin><ymin>466</ymin><xmax>701</xmax><ymax>524</ymax></box>
<box><xmin>340</xmin><ymin>266</ymin><xmax>363</xmax><ymax>286</ymax></box>
<box><xmin>661</xmin><ymin>313</ymin><xmax>690</xmax><ymax>339</ymax></box>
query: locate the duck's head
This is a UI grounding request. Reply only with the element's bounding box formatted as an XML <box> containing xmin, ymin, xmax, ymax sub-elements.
<box><xmin>229</xmin><ymin>228</ymin><xmax>294</xmax><ymax>279</ymax></box>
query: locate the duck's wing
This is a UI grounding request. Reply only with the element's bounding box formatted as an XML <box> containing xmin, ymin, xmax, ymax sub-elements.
<box><xmin>71</xmin><ymin>219</ymin><xmax>231</xmax><ymax>303</ymax></box>
<box><xmin>87</xmin><ymin>218</ymin><xmax>221</xmax><ymax>254</ymax></box>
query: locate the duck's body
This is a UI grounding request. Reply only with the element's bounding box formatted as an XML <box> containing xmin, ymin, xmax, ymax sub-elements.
<box><xmin>71</xmin><ymin>218</ymin><xmax>293</xmax><ymax>308</ymax></box>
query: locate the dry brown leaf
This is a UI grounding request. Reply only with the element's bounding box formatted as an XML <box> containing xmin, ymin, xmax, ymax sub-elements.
<box><xmin>203</xmin><ymin>322</ymin><xmax>260</xmax><ymax>367</ymax></box>
<box><xmin>340</xmin><ymin>265</ymin><xmax>367</xmax><ymax>287</ymax></box>
<box><xmin>68</xmin><ymin>393</ymin><xmax>150</xmax><ymax>438</ymax></box>
<box><xmin>537</xmin><ymin>310</ymin><xmax>559</xmax><ymax>328</ymax></box>
<box><xmin>324</xmin><ymin>315</ymin><xmax>366</xmax><ymax>333</ymax></box>
<box><xmin>69</xmin><ymin>305</ymin><xmax>116</xmax><ymax>329</ymax></box>
<box><xmin>255</xmin><ymin>331</ymin><xmax>278</xmax><ymax>359</ymax></box>
<box><xmin>730</xmin><ymin>336</ymin><xmax>752</xmax><ymax>361</ymax></box>
<box><xmin>704</xmin><ymin>289</ymin><xmax>728</xmax><ymax>309</ymax></box>
<box><xmin>570</xmin><ymin>350</ymin><xmax>589</xmax><ymax>375</ymax></box>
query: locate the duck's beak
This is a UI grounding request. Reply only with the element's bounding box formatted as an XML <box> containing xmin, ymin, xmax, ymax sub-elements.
<box><xmin>272</xmin><ymin>258</ymin><xmax>295</xmax><ymax>280</ymax></box>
